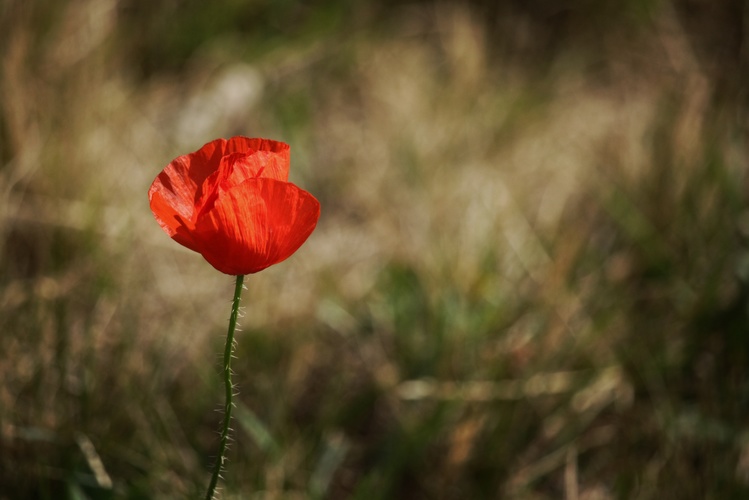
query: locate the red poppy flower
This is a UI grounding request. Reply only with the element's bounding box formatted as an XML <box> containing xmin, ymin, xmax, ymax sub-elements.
<box><xmin>149</xmin><ymin>137</ymin><xmax>320</xmax><ymax>275</ymax></box>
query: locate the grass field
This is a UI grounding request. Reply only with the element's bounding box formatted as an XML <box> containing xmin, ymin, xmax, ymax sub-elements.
<box><xmin>1</xmin><ymin>0</ymin><xmax>748</xmax><ymax>498</ymax></box>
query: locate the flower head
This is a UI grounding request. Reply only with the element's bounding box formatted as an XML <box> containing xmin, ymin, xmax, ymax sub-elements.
<box><xmin>149</xmin><ymin>137</ymin><xmax>320</xmax><ymax>275</ymax></box>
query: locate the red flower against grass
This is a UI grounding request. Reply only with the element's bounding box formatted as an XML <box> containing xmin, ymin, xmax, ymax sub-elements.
<box><xmin>149</xmin><ymin>137</ymin><xmax>320</xmax><ymax>275</ymax></box>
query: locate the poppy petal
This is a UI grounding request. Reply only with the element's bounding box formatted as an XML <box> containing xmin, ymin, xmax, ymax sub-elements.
<box><xmin>148</xmin><ymin>136</ymin><xmax>291</xmax><ymax>230</ymax></box>
<box><xmin>223</xmin><ymin>138</ymin><xmax>290</xmax><ymax>181</ymax></box>
<box><xmin>194</xmin><ymin>150</ymin><xmax>290</xmax><ymax>219</ymax></box>
<box><xmin>192</xmin><ymin>178</ymin><xmax>320</xmax><ymax>275</ymax></box>
<box><xmin>190</xmin><ymin>137</ymin><xmax>290</xmax><ymax>184</ymax></box>
<box><xmin>147</xmin><ymin>160</ymin><xmax>201</xmax><ymax>224</ymax></box>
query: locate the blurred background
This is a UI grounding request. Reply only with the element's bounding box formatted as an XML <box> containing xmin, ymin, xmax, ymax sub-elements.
<box><xmin>1</xmin><ymin>0</ymin><xmax>748</xmax><ymax>498</ymax></box>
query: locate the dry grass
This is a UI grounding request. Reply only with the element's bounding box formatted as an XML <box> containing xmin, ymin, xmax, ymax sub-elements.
<box><xmin>1</xmin><ymin>0</ymin><xmax>747</xmax><ymax>498</ymax></box>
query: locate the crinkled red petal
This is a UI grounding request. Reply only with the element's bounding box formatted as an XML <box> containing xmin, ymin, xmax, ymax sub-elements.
<box><xmin>148</xmin><ymin>189</ymin><xmax>201</xmax><ymax>252</ymax></box>
<box><xmin>191</xmin><ymin>178</ymin><xmax>320</xmax><ymax>275</ymax></box>
<box><xmin>194</xmin><ymin>150</ymin><xmax>290</xmax><ymax>219</ymax></box>
<box><xmin>189</xmin><ymin>137</ymin><xmax>290</xmax><ymax>185</ymax></box>
<box><xmin>148</xmin><ymin>136</ymin><xmax>290</xmax><ymax>243</ymax></box>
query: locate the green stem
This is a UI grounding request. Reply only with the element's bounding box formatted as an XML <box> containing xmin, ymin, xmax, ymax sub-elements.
<box><xmin>205</xmin><ymin>274</ymin><xmax>245</xmax><ymax>500</ymax></box>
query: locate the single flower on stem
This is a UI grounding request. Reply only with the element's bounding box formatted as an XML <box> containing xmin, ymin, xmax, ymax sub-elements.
<box><xmin>148</xmin><ymin>136</ymin><xmax>320</xmax><ymax>498</ymax></box>
<box><xmin>149</xmin><ymin>136</ymin><xmax>320</xmax><ymax>275</ymax></box>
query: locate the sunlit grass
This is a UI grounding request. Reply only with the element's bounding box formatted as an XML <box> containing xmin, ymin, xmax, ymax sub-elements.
<box><xmin>1</xmin><ymin>0</ymin><xmax>747</xmax><ymax>498</ymax></box>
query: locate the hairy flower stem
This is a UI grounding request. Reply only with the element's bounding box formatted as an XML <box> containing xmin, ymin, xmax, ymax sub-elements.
<box><xmin>205</xmin><ymin>274</ymin><xmax>245</xmax><ymax>500</ymax></box>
